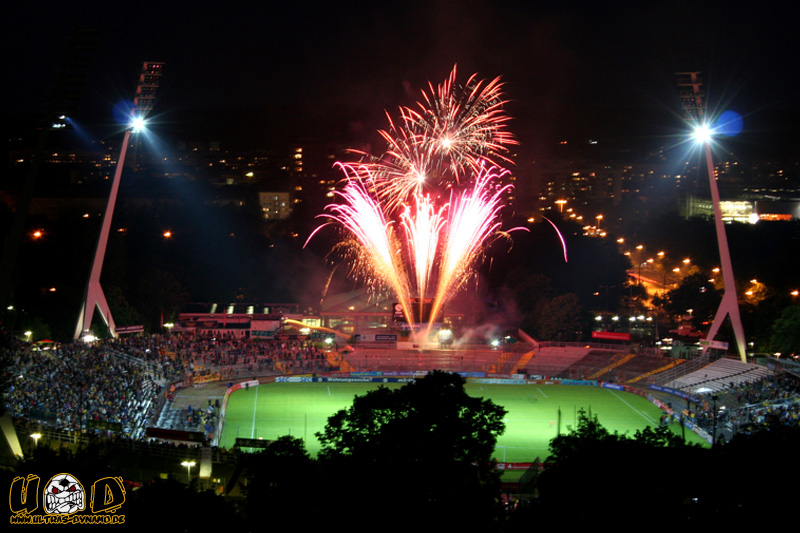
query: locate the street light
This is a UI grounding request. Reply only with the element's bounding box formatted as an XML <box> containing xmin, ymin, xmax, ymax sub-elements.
<box><xmin>31</xmin><ymin>433</ymin><xmax>42</xmax><ymax>447</ymax></box>
<box><xmin>181</xmin><ymin>460</ymin><xmax>196</xmax><ymax>483</ymax></box>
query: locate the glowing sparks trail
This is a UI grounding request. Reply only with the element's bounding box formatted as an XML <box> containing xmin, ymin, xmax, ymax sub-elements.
<box><xmin>401</xmin><ymin>193</ymin><xmax>446</xmax><ymax>312</ymax></box>
<box><xmin>308</xmin><ymin>66</ymin><xmax>519</xmax><ymax>337</ymax></box>
<box><xmin>430</xmin><ymin>164</ymin><xmax>513</xmax><ymax>323</ymax></box>
<box><xmin>350</xmin><ymin>65</ymin><xmax>518</xmax><ymax>212</ymax></box>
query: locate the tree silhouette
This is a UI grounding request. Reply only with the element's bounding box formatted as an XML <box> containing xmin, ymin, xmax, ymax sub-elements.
<box><xmin>241</xmin><ymin>435</ymin><xmax>315</xmax><ymax>527</ymax></box>
<box><xmin>769</xmin><ymin>305</ymin><xmax>800</xmax><ymax>356</ymax></box>
<box><xmin>521</xmin><ymin>408</ymin><xmax>707</xmax><ymax>527</ymax></box>
<box><xmin>663</xmin><ymin>272</ymin><xmax>721</xmax><ymax>323</ymax></box>
<box><xmin>535</xmin><ymin>293</ymin><xmax>586</xmax><ymax>341</ymax></box>
<box><xmin>316</xmin><ymin>370</ymin><xmax>507</xmax><ymax>529</ymax></box>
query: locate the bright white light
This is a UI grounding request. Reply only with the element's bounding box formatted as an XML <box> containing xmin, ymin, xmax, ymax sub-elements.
<box><xmin>692</xmin><ymin>124</ymin><xmax>713</xmax><ymax>143</ymax></box>
<box><xmin>131</xmin><ymin>116</ymin><xmax>146</xmax><ymax>132</ymax></box>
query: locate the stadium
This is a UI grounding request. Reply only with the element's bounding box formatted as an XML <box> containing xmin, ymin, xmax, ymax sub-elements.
<box><xmin>5</xmin><ymin>327</ymin><xmax>793</xmax><ymax>489</ymax></box>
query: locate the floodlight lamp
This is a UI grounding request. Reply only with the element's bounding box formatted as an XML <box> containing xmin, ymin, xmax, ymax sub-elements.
<box><xmin>131</xmin><ymin>116</ymin><xmax>146</xmax><ymax>132</ymax></box>
<box><xmin>692</xmin><ymin>123</ymin><xmax>714</xmax><ymax>144</ymax></box>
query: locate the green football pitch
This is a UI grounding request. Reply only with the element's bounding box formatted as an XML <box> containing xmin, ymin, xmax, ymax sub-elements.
<box><xmin>220</xmin><ymin>382</ymin><xmax>706</xmax><ymax>462</ymax></box>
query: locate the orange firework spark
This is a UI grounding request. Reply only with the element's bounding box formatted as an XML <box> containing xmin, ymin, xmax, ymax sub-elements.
<box><xmin>428</xmin><ymin>163</ymin><xmax>514</xmax><ymax>324</ymax></box>
<box><xmin>309</xmin><ymin>67</ymin><xmax>517</xmax><ymax>334</ymax></box>
<box><xmin>351</xmin><ymin>65</ymin><xmax>517</xmax><ymax>211</ymax></box>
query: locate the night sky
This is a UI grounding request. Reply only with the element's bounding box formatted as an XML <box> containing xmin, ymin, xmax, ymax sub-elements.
<box><xmin>7</xmin><ymin>0</ymin><xmax>800</xmax><ymax>155</ymax></box>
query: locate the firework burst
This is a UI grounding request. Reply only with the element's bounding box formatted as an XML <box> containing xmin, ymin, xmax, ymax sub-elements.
<box><xmin>309</xmin><ymin>66</ymin><xmax>518</xmax><ymax>336</ymax></box>
<box><xmin>350</xmin><ymin>65</ymin><xmax>517</xmax><ymax>211</ymax></box>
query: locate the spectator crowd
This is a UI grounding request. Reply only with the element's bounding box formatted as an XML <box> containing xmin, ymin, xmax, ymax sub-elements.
<box><xmin>3</xmin><ymin>332</ymin><xmax>335</xmax><ymax>441</ymax></box>
<box><xmin>688</xmin><ymin>373</ymin><xmax>800</xmax><ymax>438</ymax></box>
<box><xmin>3</xmin><ymin>330</ymin><xmax>796</xmax><ymax>445</ymax></box>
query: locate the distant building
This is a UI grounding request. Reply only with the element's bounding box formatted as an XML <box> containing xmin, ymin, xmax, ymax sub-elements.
<box><xmin>754</xmin><ymin>199</ymin><xmax>800</xmax><ymax>221</ymax></box>
<box><xmin>176</xmin><ymin>302</ymin><xmax>313</xmax><ymax>339</ymax></box>
<box><xmin>683</xmin><ymin>194</ymin><xmax>800</xmax><ymax>222</ymax></box>
<box><xmin>258</xmin><ymin>191</ymin><xmax>291</xmax><ymax>220</ymax></box>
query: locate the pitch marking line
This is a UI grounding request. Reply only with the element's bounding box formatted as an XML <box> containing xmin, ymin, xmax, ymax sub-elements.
<box><xmin>251</xmin><ymin>385</ymin><xmax>259</xmax><ymax>438</ymax></box>
<box><xmin>609</xmin><ymin>390</ymin><xmax>658</xmax><ymax>425</ymax></box>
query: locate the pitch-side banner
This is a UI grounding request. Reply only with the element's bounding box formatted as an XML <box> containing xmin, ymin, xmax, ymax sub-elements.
<box><xmin>591</xmin><ymin>331</ymin><xmax>631</xmax><ymax>341</ymax></box>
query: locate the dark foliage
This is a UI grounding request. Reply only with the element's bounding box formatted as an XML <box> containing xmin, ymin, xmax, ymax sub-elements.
<box><xmin>315</xmin><ymin>370</ymin><xmax>508</xmax><ymax>530</ymax></box>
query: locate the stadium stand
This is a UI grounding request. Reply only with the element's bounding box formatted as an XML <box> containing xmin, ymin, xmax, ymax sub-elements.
<box><xmin>4</xmin><ymin>330</ymin><xmax>797</xmax><ymax>450</ymax></box>
<box><xmin>665</xmin><ymin>357</ymin><xmax>774</xmax><ymax>393</ymax></box>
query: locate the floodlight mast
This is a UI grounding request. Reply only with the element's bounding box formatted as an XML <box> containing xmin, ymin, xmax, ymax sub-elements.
<box><xmin>676</xmin><ymin>72</ymin><xmax>747</xmax><ymax>362</ymax></box>
<box><xmin>74</xmin><ymin>62</ymin><xmax>164</xmax><ymax>341</ymax></box>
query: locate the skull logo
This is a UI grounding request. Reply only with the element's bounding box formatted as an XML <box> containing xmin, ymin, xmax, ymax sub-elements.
<box><xmin>43</xmin><ymin>473</ymin><xmax>86</xmax><ymax>515</ymax></box>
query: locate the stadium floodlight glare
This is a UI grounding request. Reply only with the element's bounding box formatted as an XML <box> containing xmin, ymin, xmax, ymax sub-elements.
<box><xmin>131</xmin><ymin>116</ymin><xmax>146</xmax><ymax>132</ymax></box>
<box><xmin>691</xmin><ymin>123</ymin><xmax>714</xmax><ymax>143</ymax></box>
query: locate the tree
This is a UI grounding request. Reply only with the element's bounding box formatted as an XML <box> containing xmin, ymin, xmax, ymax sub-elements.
<box><xmin>132</xmin><ymin>269</ymin><xmax>187</xmax><ymax>330</ymax></box>
<box><xmin>663</xmin><ymin>272</ymin><xmax>722</xmax><ymax>323</ymax></box>
<box><xmin>525</xmin><ymin>409</ymin><xmax>704</xmax><ymax>527</ymax></box>
<box><xmin>535</xmin><ymin>293</ymin><xmax>586</xmax><ymax>340</ymax></box>
<box><xmin>316</xmin><ymin>370</ymin><xmax>507</xmax><ymax>529</ymax></box>
<box><xmin>241</xmin><ymin>436</ymin><xmax>315</xmax><ymax>528</ymax></box>
<box><xmin>769</xmin><ymin>305</ymin><xmax>800</xmax><ymax>356</ymax></box>
<box><xmin>126</xmin><ymin>477</ymin><xmax>242</xmax><ymax>531</ymax></box>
